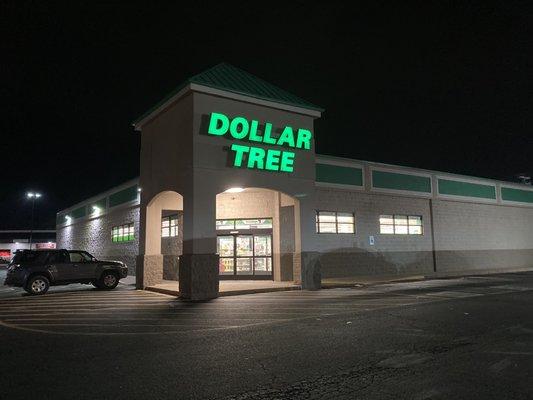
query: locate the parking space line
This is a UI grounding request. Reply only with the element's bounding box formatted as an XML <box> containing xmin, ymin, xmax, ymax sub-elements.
<box><xmin>1</xmin><ymin>279</ymin><xmax>530</xmax><ymax>336</ymax></box>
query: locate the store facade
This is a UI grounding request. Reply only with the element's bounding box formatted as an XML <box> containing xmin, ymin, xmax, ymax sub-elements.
<box><xmin>56</xmin><ymin>63</ymin><xmax>533</xmax><ymax>300</ymax></box>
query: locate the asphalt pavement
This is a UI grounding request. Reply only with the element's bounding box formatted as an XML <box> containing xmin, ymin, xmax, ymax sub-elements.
<box><xmin>0</xmin><ymin>268</ymin><xmax>532</xmax><ymax>399</ymax></box>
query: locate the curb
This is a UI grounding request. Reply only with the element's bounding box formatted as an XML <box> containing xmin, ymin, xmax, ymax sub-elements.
<box><xmin>145</xmin><ymin>285</ymin><xmax>301</xmax><ymax>297</ymax></box>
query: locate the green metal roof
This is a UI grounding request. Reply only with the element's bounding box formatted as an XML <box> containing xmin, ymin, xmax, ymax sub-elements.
<box><xmin>133</xmin><ymin>63</ymin><xmax>323</xmax><ymax>125</ymax></box>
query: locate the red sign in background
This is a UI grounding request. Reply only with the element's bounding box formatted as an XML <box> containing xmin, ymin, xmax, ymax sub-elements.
<box><xmin>35</xmin><ymin>243</ymin><xmax>56</xmax><ymax>249</ymax></box>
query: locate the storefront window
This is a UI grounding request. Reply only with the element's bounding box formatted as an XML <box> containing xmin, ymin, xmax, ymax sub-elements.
<box><xmin>161</xmin><ymin>214</ymin><xmax>178</xmax><ymax>237</ymax></box>
<box><xmin>235</xmin><ymin>218</ymin><xmax>273</xmax><ymax>229</ymax></box>
<box><xmin>379</xmin><ymin>215</ymin><xmax>423</xmax><ymax>235</ymax></box>
<box><xmin>216</xmin><ymin>218</ymin><xmax>272</xmax><ymax>230</ymax></box>
<box><xmin>112</xmin><ymin>223</ymin><xmax>134</xmax><ymax>242</ymax></box>
<box><xmin>216</xmin><ymin>219</ymin><xmax>235</xmax><ymax>230</ymax></box>
<box><xmin>316</xmin><ymin>211</ymin><xmax>355</xmax><ymax>234</ymax></box>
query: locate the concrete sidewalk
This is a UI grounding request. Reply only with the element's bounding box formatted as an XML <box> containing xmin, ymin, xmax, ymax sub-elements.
<box><xmin>322</xmin><ymin>266</ymin><xmax>533</xmax><ymax>289</ymax></box>
<box><xmin>322</xmin><ymin>274</ymin><xmax>426</xmax><ymax>288</ymax></box>
<box><xmin>130</xmin><ymin>266</ymin><xmax>533</xmax><ymax>297</ymax></box>
<box><xmin>146</xmin><ymin>279</ymin><xmax>299</xmax><ymax>297</ymax></box>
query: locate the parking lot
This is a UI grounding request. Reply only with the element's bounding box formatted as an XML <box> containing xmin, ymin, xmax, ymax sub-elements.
<box><xmin>1</xmin><ymin>269</ymin><xmax>532</xmax><ymax>399</ymax></box>
<box><xmin>0</xmin><ymin>268</ymin><xmax>531</xmax><ymax>336</ymax></box>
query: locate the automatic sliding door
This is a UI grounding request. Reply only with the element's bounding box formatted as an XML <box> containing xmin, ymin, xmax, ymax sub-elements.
<box><xmin>236</xmin><ymin>235</ymin><xmax>253</xmax><ymax>275</ymax></box>
<box><xmin>253</xmin><ymin>235</ymin><xmax>272</xmax><ymax>275</ymax></box>
<box><xmin>217</xmin><ymin>225</ymin><xmax>273</xmax><ymax>278</ymax></box>
<box><xmin>217</xmin><ymin>236</ymin><xmax>234</xmax><ymax>275</ymax></box>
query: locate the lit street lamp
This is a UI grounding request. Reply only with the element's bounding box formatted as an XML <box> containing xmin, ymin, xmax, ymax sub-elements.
<box><xmin>27</xmin><ymin>192</ymin><xmax>42</xmax><ymax>250</ymax></box>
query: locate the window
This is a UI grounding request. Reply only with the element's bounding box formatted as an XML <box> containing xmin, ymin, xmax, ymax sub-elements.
<box><xmin>68</xmin><ymin>251</ymin><xmax>94</xmax><ymax>262</ymax></box>
<box><xmin>379</xmin><ymin>215</ymin><xmax>423</xmax><ymax>235</ymax></box>
<box><xmin>162</xmin><ymin>214</ymin><xmax>179</xmax><ymax>237</ymax></box>
<box><xmin>216</xmin><ymin>219</ymin><xmax>236</xmax><ymax>230</ymax></box>
<box><xmin>216</xmin><ymin>219</ymin><xmax>273</xmax><ymax>231</ymax></box>
<box><xmin>112</xmin><ymin>223</ymin><xmax>135</xmax><ymax>242</ymax></box>
<box><xmin>316</xmin><ymin>211</ymin><xmax>355</xmax><ymax>234</ymax></box>
<box><xmin>11</xmin><ymin>250</ymin><xmax>50</xmax><ymax>264</ymax></box>
<box><xmin>48</xmin><ymin>251</ymin><xmax>68</xmax><ymax>264</ymax></box>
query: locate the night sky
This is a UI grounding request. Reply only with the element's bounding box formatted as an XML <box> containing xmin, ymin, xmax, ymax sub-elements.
<box><xmin>1</xmin><ymin>2</ymin><xmax>531</xmax><ymax>229</ymax></box>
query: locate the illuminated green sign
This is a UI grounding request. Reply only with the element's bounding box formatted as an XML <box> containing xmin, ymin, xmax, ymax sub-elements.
<box><xmin>207</xmin><ymin>112</ymin><xmax>312</xmax><ymax>173</ymax></box>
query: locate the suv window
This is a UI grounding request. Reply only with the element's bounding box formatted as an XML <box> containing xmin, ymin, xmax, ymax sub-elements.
<box><xmin>68</xmin><ymin>251</ymin><xmax>94</xmax><ymax>263</ymax></box>
<box><xmin>12</xmin><ymin>250</ymin><xmax>50</xmax><ymax>264</ymax></box>
<box><xmin>48</xmin><ymin>251</ymin><xmax>68</xmax><ymax>264</ymax></box>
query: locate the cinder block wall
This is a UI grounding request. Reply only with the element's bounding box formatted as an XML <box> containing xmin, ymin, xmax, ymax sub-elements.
<box><xmin>315</xmin><ymin>188</ymin><xmax>434</xmax><ymax>278</ymax></box>
<box><xmin>56</xmin><ymin>206</ymin><xmax>140</xmax><ymax>275</ymax></box>
<box><xmin>433</xmin><ymin>200</ymin><xmax>533</xmax><ymax>272</ymax></box>
<box><xmin>315</xmin><ymin>187</ymin><xmax>533</xmax><ymax>278</ymax></box>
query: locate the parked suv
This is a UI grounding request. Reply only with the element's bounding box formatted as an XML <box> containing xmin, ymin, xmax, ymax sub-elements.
<box><xmin>4</xmin><ymin>249</ymin><xmax>128</xmax><ymax>295</ymax></box>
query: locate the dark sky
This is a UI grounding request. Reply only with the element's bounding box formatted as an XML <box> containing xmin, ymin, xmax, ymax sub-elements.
<box><xmin>1</xmin><ymin>2</ymin><xmax>531</xmax><ymax>229</ymax></box>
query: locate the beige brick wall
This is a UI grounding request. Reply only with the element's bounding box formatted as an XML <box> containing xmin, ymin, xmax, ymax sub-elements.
<box><xmin>216</xmin><ymin>191</ymin><xmax>276</xmax><ymax>219</ymax></box>
<box><xmin>315</xmin><ymin>187</ymin><xmax>533</xmax><ymax>278</ymax></box>
<box><xmin>56</xmin><ymin>205</ymin><xmax>140</xmax><ymax>275</ymax></box>
<box><xmin>433</xmin><ymin>200</ymin><xmax>533</xmax><ymax>272</ymax></box>
<box><xmin>433</xmin><ymin>200</ymin><xmax>533</xmax><ymax>250</ymax></box>
<box><xmin>315</xmin><ymin>188</ymin><xmax>434</xmax><ymax>277</ymax></box>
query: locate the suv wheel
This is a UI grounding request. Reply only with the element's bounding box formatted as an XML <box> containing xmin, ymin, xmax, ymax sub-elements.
<box><xmin>25</xmin><ymin>275</ymin><xmax>50</xmax><ymax>295</ymax></box>
<box><xmin>98</xmin><ymin>271</ymin><xmax>119</xmax><ymax>290</ymax></box>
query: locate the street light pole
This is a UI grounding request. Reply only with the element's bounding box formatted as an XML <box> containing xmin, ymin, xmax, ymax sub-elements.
<box><xmin>27</xmin><ymin>192</ymin><xmax>42</xmax><ymax>250</ymax></box>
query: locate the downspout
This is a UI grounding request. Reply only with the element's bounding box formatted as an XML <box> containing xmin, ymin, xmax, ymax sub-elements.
<box><xmin>429</xmin><ymin>198</ymin><xmax>437</xmax><ymax>273</ymax></box>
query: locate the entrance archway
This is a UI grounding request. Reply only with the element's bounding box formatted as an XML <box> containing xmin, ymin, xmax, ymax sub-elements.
<box><xmin>140</xmin><ymin>190</ymin><xmax>183</xmax><ymax>286</ymax></box>
<box><xmin>215</xmin><ymin>188</ymin><xmax>301</xmax><ymax>283</ymax></box>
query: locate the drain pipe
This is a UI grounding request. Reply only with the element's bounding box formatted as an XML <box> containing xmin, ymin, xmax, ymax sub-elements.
<box><xmin>429</xmin><ymin>198</ymin><xmax>437</xmax><ymax>273</ymax></box>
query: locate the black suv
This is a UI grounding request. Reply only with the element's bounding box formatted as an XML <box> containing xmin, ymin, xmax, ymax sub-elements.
<box><xmin>4</xmin><ymin>249</ymin><xmax>128</xmax><ymax>295</ymax></box>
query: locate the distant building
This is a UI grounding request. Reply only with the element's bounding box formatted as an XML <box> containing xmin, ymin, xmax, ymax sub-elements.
<box><xmin>0</xmin><ymin>230</ymin><xmax>56</xmax><ymax>263</ymax></box>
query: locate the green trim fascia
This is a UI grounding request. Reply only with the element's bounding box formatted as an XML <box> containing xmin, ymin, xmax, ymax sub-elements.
<box><xmin>109</xmin><ymin>185</ymin><xmax>138</xmax><ymax>208</ymax></box>
<box><xmin>501</xmin><ymin>187</ymin><xmax>533</xmax><ymax>203</ymax></box>
<box><xmin>316</xmin><ymin>163</ymin><xmax>363</xmax><ymax>186</ymax></box>
<box><xmin>90</xmin><ymin>198</ymin><xmax>107</xmax><ymax>212</ymax></box>
<box><xmin>438</xmin><ymin>179</ymin><xmax>496</xmax><ymax>199</ymax></box>
<box><xmin>71</xmin><ymin>206</ymin><xmax>86</xmax><ymax>219</ymax></box>
<box><xmin>372</xmin><ymin>170</ymin><xmax>431</xmax><ymax>193</ymax></box>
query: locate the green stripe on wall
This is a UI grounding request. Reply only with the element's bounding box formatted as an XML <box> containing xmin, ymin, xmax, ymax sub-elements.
<box><xmin>90</xmin><ymin>198</ymin><xmax>107</xmax><ymax>212</ymax></box>
<box><xmin>501</xmin><ymin>187</ymin><xmax>533</xmax><ymax>203</ymax></box>
<box><xmin>372</xmin><ymin>170</ymin><xmax>431</xmax><ymax>193</ymax></box>
<box><xmin>438</xmin><ymin>179</ymin><xmax>496</xmax><ymax>199</ymax></box>
<box><xmin>109</xmin><ymin>185</ymin><xmax>138</xmax><ymax>207</ymax></box>
<box><xmin>316</xmin><ymin>163</ymin><xmax>363</xmax><ymax>186</ymax></box>
<box><xmin>71</xmin><ymin>206</ymin><xmax>86</xmax><ymax>219</ymax></box>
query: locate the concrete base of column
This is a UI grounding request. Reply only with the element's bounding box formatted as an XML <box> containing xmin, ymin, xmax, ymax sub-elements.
<box><xmin>301</xmin><ymin>251</ymin><xmax>322</xmax><ymax>290</ymax></box>
<box><xmin>279</xmin><ymin>252</ymin><xmax>295</xmax><ymax>281</ymax></box>
<box><xmin>163</xmin><ymin>254</ymin><xmax>180</xmax><ymax>281</ymax></box>
<box><xmin>179</xmin><ymin>253</ymin><xmax>219</xmax><ymax>301</ymax></box>
<box><xmin>136</xmin><ymin>254</ymin><xmax>164</xmax><ymax>289</ymax></box>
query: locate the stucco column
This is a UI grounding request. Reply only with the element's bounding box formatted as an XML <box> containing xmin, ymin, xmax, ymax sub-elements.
<box><xmin>272</xmin><ymin>191</ymin><xmax>282</xmax><ymax>281</ymax></box>
<box><xmin>298</xmin><ymin>194</ymin><xmax>321</xmax><ymax>290</ymax></box>
<box><xmin>136</xmin><ymin>197</ymin><xmax>163</xmax><ymax>289</ymax></box>
<box><xmin>179</xmin><ymin>178</ymin><xmax>219</xmax><ymax>300</ymax></box>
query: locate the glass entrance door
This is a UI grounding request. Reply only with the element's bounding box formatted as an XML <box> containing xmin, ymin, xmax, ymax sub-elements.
<box><xmin>236</xmin><ymin>235</ymin><xmax>253</xmax><ymax>275</ymax></box>
<box><xmin>217</xmin><ymin>233</ymin><xmax>273</xmax><ymax>279</ymax></box>
<box><xmin>218</xmin><ymin>235</ymin><xmax>235</xmax><ymax>276</ymax></box>
<box><xmin>253</xmin><ymin>235</ymin><xmax>272</xmax><ymax>275</ymax></box>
